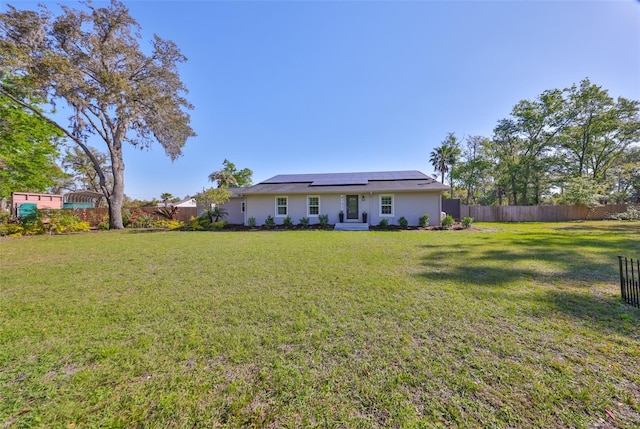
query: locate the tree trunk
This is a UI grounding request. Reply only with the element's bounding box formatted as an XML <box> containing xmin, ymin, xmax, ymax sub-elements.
<box><xmin>108</xmin><ymin>145</ymin><xmax>125</xmax><ymax>229</ymax></box>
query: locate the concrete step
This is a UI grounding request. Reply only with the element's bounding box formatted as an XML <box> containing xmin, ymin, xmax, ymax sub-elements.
<box><xmin>334</xmin><ymin>222</ymin><xmax>369</xmax><ymax>231</ymax></box>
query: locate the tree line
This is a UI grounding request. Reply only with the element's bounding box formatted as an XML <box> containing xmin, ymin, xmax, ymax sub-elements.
<box><xmin>430</xmin><ymin>79</ymin><xmax>640</xmax><ymax>206</ymax></box>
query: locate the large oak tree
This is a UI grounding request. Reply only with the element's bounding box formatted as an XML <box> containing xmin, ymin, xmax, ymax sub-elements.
<box><xmin>0</xmin><ymin>1</ymin><xmax>195</xmax><ymax>228</ymax></box>
<box><xmin>0</xmin><ymin>93</ymin><xmax>65</xmax><ymax>202</ymax></box>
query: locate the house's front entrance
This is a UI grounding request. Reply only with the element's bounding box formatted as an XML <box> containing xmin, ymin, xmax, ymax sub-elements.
<box><xmin>346</xmin><ymin>195</ymin><xmax>359</xmax><ymax>220</ymax></box>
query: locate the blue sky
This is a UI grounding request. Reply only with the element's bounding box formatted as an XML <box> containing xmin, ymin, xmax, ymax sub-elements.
<box><xmin>11</xmin><ymin>0</ymin><xmax>640</xmax><ymax>200</ymax></box>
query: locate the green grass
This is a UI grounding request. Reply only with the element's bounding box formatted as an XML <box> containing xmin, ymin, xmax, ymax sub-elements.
<box><xmin>1</xmin><ymin>222</ymin><xmax>640</xmax><ymax>428</ymax></box>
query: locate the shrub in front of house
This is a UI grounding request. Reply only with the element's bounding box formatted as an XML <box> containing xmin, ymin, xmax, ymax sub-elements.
<box><xmin>299</xmin><ymin>217</ymin><xmax>310</xmax><ymax>228</ymax></box>
<box><xmin>283</xmin><ymin>216</ymin><xmax>294</xmax><ymax>228</ymax></box>
<box><xmin>318</xmin><ymin>214</ymin><xmax>329</xmax><ymax>228</ymax></box>
<box><xmin>441</xmin><ymin>215</ymin><xmax>454</xmax><ymax>229</ymax></box>
<box><xmin>264</xmin><ymin>215</ymin><xmax>276</xmax><ymax>229</ymax></box>
<box><xmin>210</xmin><ymin>221</ymin><xmax>226</xmax><ymax>230</ymax></box>
<box><xmin>188</xmin><ymin>217</ymin><xmax>204</xmax><ymax>231</ymax></box>
<box><xmin>247</xmin><ymin>217</ymin><xmax>257</xmax><ymax>227</ymax></box>
<box><xmin>398</xmin><ymin>216</ymin><xmax>408</xmax><ymax>229</ymax></box>
<box><xmin>378</xmin><ymin>218</ymin><xmax>389</xmax><ymax>229</ymax></box>
<box><xmin>418</xmin><ymin>213</ymin><xmax>430</xmax><ymax>227</ymax></box>
<box><xmin>462</xmin><ymin>217</ymin><xmax>474</xmax><ymax>229</ymax></box>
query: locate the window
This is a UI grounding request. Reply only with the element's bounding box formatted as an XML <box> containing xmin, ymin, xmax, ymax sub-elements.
<box><xmin>380</xmin><ymin>195</ymin><xmax>393</xmax><ymax>216</ymax></box>
<box><xmin>241</xmin><ymin>201</ymin><xmax>245</xmax><ymax>213</ymax></box>
<box><xmin>276</xmin><ymin>196</ymin><xmax>288</xmax><ymax>216</ymax></box>
<box><xmin>308</xmin><ymin>196</ymin><xmax>320</xmax><ymax>216</ymax></box>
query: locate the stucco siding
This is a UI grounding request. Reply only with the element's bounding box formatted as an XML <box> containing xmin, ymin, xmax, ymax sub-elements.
<box><xmin>222</xmin><ymin>198</ymin><xmax>244</xmax><ymax>225</ymax></box>
<box><xmin>245</xmin><ymin>194</ymin><xmax>348</xmax><ymax>225</ymax></box>
<box><xmin>244</xmin><ymin>192</ymin><xmax>441</xmax><ymax>226</ymax></box>
<box><xmin>367</xmin><ymin>192</ymin><xmax>441</xmax><ymax>226</ymax></box>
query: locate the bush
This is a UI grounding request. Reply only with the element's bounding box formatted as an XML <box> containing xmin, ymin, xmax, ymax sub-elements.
<box><xmin>188</xmin><ymin>217</ymin><xmax>204</xmax><ymax>231</ymax></box>
<box><xmin>0</xmin><ymin>222</ymin><xmax>24</xmax><ymax>237</ymax></box>
<box><xmin>398</xmin><ymin>216</ymin><xmax>408</xmax><ymax>229</ymax></box>
<box><xmin>98</xmin><ymin>221</ymin><xmax>110</xmax><ymax>230</ymax></box>
<box><xmin>318</xmin><ymin>214</ymin><xmax>329</xmax><ymax>227</ymax></box>
<box><xmin>418</xmin><ymin>213</ymin><xmax>430</xmax><ymax>227</ymax></box>
<box><xmin>134</xmin><ymin>213</ymin><xmax>155</xmax><ymax>228</ymax></box>
<box><xmin>283</xmin><ymin>215</ymin><xmax>293</xmax><ymax>227</ymax></box>
<box><xmin>44</xmin><ymin>210</ymin><xmax>90</xmax><ymax>234</ymax></box>
<box><xmin>610</xmin><ymin>205</ymin><xmax>640</xmax><ymax>221</ymax></box>
<box><xmin>208</xmin><ymin>206</ymin><xmax>228</xmax><ymax>222</ymax></box>
<box><xmin>299</xmin><ymin>217</ymin><xmax>310</xmax><ymax>228</ymax></box>
<box><xmin>155</xmin><ymin>220</ymin><xmax>184</xmax><ymax>230</ymax></box>
<box><xmin>247</xmin><ymin>217</ymin><xmax>257</xmax><ymax>228</ymax></box>
<box><xmin>154</xmin><ymin>206</ymin><xmax>179</xmax><ymax>220</ymax></box>
<box><xmin>210</xmin><ymin>221</ymin><xmax>226</xmax><ymax>230</ymax></box>
<box><xmin>121</xmin><ymin>209</ymin><xmax>133</xmax><ymax>227</ymax></box>
<box><xmin>461</xmin><ymin>216</ymin><xmax>474</xmax><ymax>229</ymax></box>
<box><xmin>264</xmin><ymin>215</ymin><xmax>276</xmax><ymax>228</ymax></box>
<box><xmin>66</xmin><ymin>221</ymin><xmax>90</xmax><ymax>233</ymax></box>
<box><xmin>378</xmin><ymin>218</ymin><xmax>389</xmax><ymax>229</ymax></box>
<box><xmin>1</xmin><ymin>209</ymin><xmax>90</xmax><ymax>235</ymax></box>
<box><xmin>441</xmin><ymin>214</ymin><xmax>454</xmax><ymax>229</ymax></box>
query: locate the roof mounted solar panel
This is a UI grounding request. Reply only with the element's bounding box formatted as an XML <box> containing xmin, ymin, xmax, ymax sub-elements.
<box><xmin>259</xmin><ymin>170</ymin><xmax>429</xmax><ymax>185</ymax></box>
<box><xmin>310</xmin><ymin>178</ymin><xmax>369</xmax><ymax>186</ymax></box>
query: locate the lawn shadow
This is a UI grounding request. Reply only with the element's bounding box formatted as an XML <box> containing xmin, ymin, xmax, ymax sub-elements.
<box><xmin>555</xmin><ymin>221</ymin><xmax>640</xmax><ymax>235</ymax></box>
<box><xmin>542</xmin><ymin>288</ymin><xmax>640</xmax><ymax>329</ymax></box>
<box><xmin>414</xmin><ymin>229</ymin><xmax>640</xmax><ymax>336</ymax></box>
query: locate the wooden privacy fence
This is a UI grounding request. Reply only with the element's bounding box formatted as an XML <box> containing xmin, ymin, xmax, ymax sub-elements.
<box><xmin>73</xmin><ymin>207</ymin><xmax>198</xmax><ymax>227</ymax></box>
<box><xmin>619</xmin><ymin>256</ymin><xmax>639</xmax><ymax>308</ymax></box>
<box><xmin>459</xmin><ymin>204</ymin><xmax>629</xmax><ymax>222</ymax></box>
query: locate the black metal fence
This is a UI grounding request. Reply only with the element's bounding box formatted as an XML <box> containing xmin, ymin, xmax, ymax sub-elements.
<box><xmin>619</xmin><ymin>256</ymin><xmax>640</xmax><ymax>307</ymax></box>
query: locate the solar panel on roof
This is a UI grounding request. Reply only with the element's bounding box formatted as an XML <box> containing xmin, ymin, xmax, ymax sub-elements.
<box><xmin>310</xmin><ymin>178</ymin><xmax>369</xmax><ymax>186</ymax></box>
<box><xmin>260</xmin><ymin>170</ymin><xmax>428</xmax><ymax>184</ymax></box>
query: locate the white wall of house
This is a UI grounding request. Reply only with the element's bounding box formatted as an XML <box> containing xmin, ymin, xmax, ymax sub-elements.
<box><xmin>222</xmin><ymin>198</ymin><xmax>244</xmax><ymax>225</ymax></box>
<box><xmin>246</xmin><ymin>194</ymin><xmax>341</xmax><ymax>225</ymax></box>
<box><xmin>367</xmin><ymin>192</ymin><xmax>441</xmax><ymax>226</ymax></box>
<box><xmin>245</xmin><ymin>192</ymin><xmax>442</xmax><ymax>226</ymax></box>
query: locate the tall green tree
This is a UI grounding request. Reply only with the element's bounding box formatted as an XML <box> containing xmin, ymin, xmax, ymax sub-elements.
<box><xmin>609</xmin><ymin>146</ymin><xmax>640</xmax><ymax>203</ymax></box>
<box><xmin>429</xmin><ymin>133</ymin><xmax>461</xmax><ymax>198</ymax></box>
<box><xmin>490</xmin><ymin>89</ymin><xmax>568</xmax><ymax>205</ymax></box>
<box><xmin>0</xmin><ymin>93</ymin><xmax>66</xmax><ymax>202</ymax></box>
<box><xmin>558</xmin><ymin>79</ymin><xmax>640</xmax><ymax>183</ymax></box>
<box><xmin>0</xmin><ymin>1</ymin><xmax>195</xmax><ymax>228</ymax></box>
<box><xmin>451</xmin><ymin>135</ymin><xmax>492</xmax><ymax>205</ymax></box>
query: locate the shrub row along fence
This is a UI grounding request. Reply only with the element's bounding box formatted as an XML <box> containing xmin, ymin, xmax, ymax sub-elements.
<box><xmin>619</xmin><ymin>256</ymin><xmax>640</xmax><ymax>308</ymax></box>
<box><xmin>460</xmin><ymin>204</ymin><xmax>629</xmax><ymax>222</ymax></box>
<box><xmin>74</xmin><ymin>207</ymin><xmax>198</xmax><ymax>227</ymax></box>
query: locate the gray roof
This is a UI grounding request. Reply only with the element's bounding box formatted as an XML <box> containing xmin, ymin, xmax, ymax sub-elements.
<box><xmin>242</xmin><ymin>170</ymin><xmax>448</xmax><ymax>195</ymax></box>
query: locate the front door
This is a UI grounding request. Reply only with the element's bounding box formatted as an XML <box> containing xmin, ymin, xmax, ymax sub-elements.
<box><xmin>346</xmin><ymin>195</ymin><xmax>359</xmax><ymax>220</ymax></box>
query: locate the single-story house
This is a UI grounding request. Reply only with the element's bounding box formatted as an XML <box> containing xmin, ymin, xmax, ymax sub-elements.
<box><xmin>226</xmin><ymin>170</ymin><xmax>449</xmax><ymax>227</ymax></box>
<box><xmin>11</xmin><ymin>192</ymin><xmax>63</xmax><ymax>217</ymax></box>
<box><xmin>162</xmin><ymin>197</ymin><xmax>197</xmax><ymax>208</ymax></box>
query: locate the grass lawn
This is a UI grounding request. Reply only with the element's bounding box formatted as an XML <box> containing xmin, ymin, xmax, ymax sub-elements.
<box><xmin>1</xmin><ymin>221</ymin><xmax>640</xmax><ymax>428</ymax></box>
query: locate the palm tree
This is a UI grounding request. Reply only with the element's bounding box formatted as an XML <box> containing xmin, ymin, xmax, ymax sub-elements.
<box><xmin>430</xmin><ymin>133</ymin><xmax>461</xmax><ymax>198</ymax></box>
<box><xmin>429</xmin><ymin>146</ymin><xmax>449</xmax><ymax>184</ymax></box>
<box><xmin>208</xmin><ymin>170</ymin><xmax>237</xmax><ymax>188</ymax></box>
<box><xmin>160</xmin><ymin>192</ymin><xmax>173</xmax><ymax>207</ymax></box>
